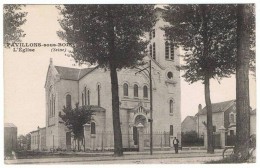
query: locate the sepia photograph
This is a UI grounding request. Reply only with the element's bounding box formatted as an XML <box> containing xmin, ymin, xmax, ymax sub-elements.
<box><xmin>2</xmin><ymin>1</ymin><xmax>257</xmax><ymax>165</ymax></box>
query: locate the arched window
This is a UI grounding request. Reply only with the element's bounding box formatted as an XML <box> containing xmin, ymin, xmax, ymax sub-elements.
<box><xmin>53</xmin><ymin>97</ymin><xmax>55</xmax><ymax>116</ymax></box>
<box><xmin>170</xmin><ymin>43</ymin><xmax>174</xmax><ymax>60</ymax></box>
<box><xmin>82</xmin><ymin>93</ymin><xmax>84</xmax><ymax>106</ymax></box>
<box><xmin>97</xmin><ymin>85</ymin><xmax>101</xmax><ymax>106</ymax></box>
<box><xmin>66</xmin><ymin>94</ymin><xmax>71</xmax><ymax>108</ymax></box>
<box><xmin>49</xmin><ymin>99</ymin><xmax>52</xmax><ymax>116</ymax></box>
<box><xmin>165</xmin><ymin>41</ymin><xmax>169</xmax><ymax>59</ymax></box>
<box><xmin>84</xmin><ymin>87</ymin><xmax>87</xmax><ymax>106</ymax></box>
<box><xmin>170</xmin><ymin>99</ymin><xmax>174</xmax><ymax>114</ymax></box>
<box><xmin>91</xmin><ymin>122</ymin><xmax>96</xmax><ymax>134</ymax></box>
<box><xmin>143</xmin><ymin>85</ymin><xmax>148</xmax><ymax>98</ymax></box>
<box><xmin>230</xmin><ymin>113</ymin><xmax>235</xmax><ymax>123</ymax></box>
<box><xmin>170</xmin><ymin>125</ymin><xmax>173</xmax><ymax>136</ymax></box>
<box><xmin>149</xmin><ymin>44</ymin><xmax>152</xmax><ymax>58</ymax></box>
<box><xmin>134</xmin><ymin>84</ymin><xmax>138</xmax><ymax>97</ymax></box>
<box><xmin>123</xmin><ymin>83</ymin><xmax>128</xmax><ymax>97</ymax></box>
<box><xmin>52</xmin><ymin>94</ymin><xmax>54</xmax><ymax>116</ymax></box>
<box><xmin>153</xmin><ymin>42</ymin><xmax>156</xmax><ymax>60</ymax></box>
<box><xmin>87</xmin><ymin>90</ymin><xmax>90</xmax><ymax>105</ymax></box>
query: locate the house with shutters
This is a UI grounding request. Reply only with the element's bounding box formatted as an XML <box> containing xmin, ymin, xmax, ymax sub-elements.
<box><xmin>181</xmin><ymin>100</ymin><xmax>256</xmax><ymax>148</ymax></box>
<box><xmin>43</xmin><ymin>8</ymin><xmax>181</xmax><ymax>151</ymax></box>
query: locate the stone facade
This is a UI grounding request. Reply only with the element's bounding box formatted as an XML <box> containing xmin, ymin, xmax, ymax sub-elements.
<box><xmin>43</xmin><ymin>9</ymin><xmax>181</xmax><ymax>151</ymax></box>
<box><xmin>4</xmin><ymin>123</ymin><xmax>17</xmax><ymax>154</ymax></box>
<box><xmin>31</xmin><ymin>127</ymin><xmax>46</xmax><ymax>151</ymax></box>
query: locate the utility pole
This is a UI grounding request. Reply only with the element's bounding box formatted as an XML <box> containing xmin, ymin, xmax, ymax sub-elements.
<box><xmin>149</xmin><ymin>60</ymin><xmax>153</xmax><ymax>155</ymax></box>
<box><xmin>135</xmin><ymin>60</ymin><xmax>153</xmax><ymax>155</ymax></box>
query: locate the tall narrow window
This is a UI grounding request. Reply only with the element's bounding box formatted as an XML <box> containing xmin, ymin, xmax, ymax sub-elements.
<box><xmin>134</xmin><ymin>84</ymin><xmax>138</xmax><ymax>97</ymax></box>
<box><xmin>123</xmin><ymin>83</ymin><xmax>128</xmax><ymax>97</ymax></box>
<box><xmin>149</xmin><ymin>44</ymin><xmax>152</xmax><ymax>58</ymax></box>
<box><xmin>165</xmin><ymin>41</ymin><xmax>169</xmax><ymax>59</ymax></box>
<box><xmin>66</xmin><ymin>94</ymin><xmax>71</xmax><ymax>108</ymax></box>
<box><xmin>82</xmin><ymin>93</ymin><xmax>84</xmax><ymax>106</ymax></box>
<box><xmin>170</xmin><ymin>43</ymin><xmax>174</xmax><ymax>60</ymax></box>
<box><xmin>230</xmin><ymin>113</ymin><xmax>235</xmax><ymax>123</ymax></box>
<box><xmin>87</xmin><ymin>90</ymin><xmax>90</xmax><ymax>105</ymax></box>
<box><xmin>143</xmin><ymin>85</ymin><xmax>148</xmax><ymax>98</ymax></box>
<box><xmin>152</xmin><ymin>29</ymin><xmax>155</xmax><ymax>38</ymax></box>
<box><xmin>149</xmin><ymin>31</ymin><xmax>152</xmax><ymax>40</ymax></box>
<box><xmin>170</xmin><ymin>99</ymin><xmax>174</xmax><ymax>114</ymax></box>
<box><xmin>97</xmin><ymin>85</ymin><xmax>100</xmax><ymax>106</ymax></box>
<box><xmin>53</xmin><ymin>97</ymin><xmax>55</xmax><ymax>116</ymax></box>
<box><xmin>170</xmin><ymin>125</ymin><xmax>173</xmax><ymax>136</ymax></box>
<box><xmin>49</xmin><ymin>99</ymin><xmax>52</xmax><ymax>117</ymax></box>
<box><xmin>91</xmin><ymin>122</ymin><xmax>96</xmax><ymax>134</ymax></box>
<box><xmin>153</xmin><ymin>42</ymin><xmax>156</xmax><ymax>60</ymax></box>
<box><xmin>84</xmin><ymin>87</ymin><xmax>86</xmax><ymax>106</ymax></box>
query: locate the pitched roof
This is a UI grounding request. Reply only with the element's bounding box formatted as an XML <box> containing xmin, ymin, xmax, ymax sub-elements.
<box><xmin>182</xmin><ymin>116</ymin><xmax>196</xmax><ymax>123</ymax></box>
<box><xmin>197</xmin><ymin>100</ymin><xmax>235</xmax><ymax>115</ymax></box>
<box><xmin>84</xmin><ymin>105</ymin><xmax>106</xmax><ymax>112</ymax></box>
<box><xmin>54</xmin><ymin>66</ymin><xmax>95</xmax><ymax>81</ymax></box>
<box><xmin>4</xmin><ymin>123</ymin><xmax>17</xmax><ymax>128</ymax></box>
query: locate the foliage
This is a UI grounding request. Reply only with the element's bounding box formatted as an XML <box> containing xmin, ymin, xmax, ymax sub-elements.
<box><xmin>4</xmin><ymin>5</ymin><xmax>27</xmax><ymax>47</ymax></box>
<box><xmin>181</xmin><ymin>131</ymin><xmax>204</xmax><ymax>147</ymax></box>
<box><xmin>59</xmin><ymin>103</ymin><xmax>93</xmax><ymax>141</ymax></box>
<box><xmin>163</xmin><ymin>5</ymin><xmax>239</xmax><ymax>83</ymax></box>
<box><xmin>57</xmin><ymin>5</ymin><xmax>156</xmax><ymax>69</ymax></box>
<box><xmin>57</xmin><ymin>4</ymin><xmax>156</xmax><ymax>156</ymax></box>
<box><xmin>163</xmin><ymin>4</ymin><xmax>242</xmax><ymax>154</ymax></box>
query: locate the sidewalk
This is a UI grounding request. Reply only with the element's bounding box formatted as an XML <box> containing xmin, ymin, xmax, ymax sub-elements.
<box><xmin>5</xmin><ymin>149</ymin><xmax>223</xmax><ymax>164</ymax></box>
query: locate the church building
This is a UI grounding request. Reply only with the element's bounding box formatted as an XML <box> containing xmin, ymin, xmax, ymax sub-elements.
<box><xmin>44</xmin><ymin>9</ymin><xmax>181</xmax><ymax>151</ymax></box>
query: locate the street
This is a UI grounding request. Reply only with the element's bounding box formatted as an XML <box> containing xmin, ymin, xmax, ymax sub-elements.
<box><xmin>5</xmin><ymin>150</ymin><xmax>223</xmax><ymax>164</ymax></box>
<box><xmin>72</xmin><ymin>156</ymin><xmax>222</xmax><ymax>164</ymax></box>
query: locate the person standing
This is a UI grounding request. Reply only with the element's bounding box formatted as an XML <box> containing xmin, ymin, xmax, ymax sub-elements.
<box><xmin>173</xmin><ymin>137</ymin><xmax>179</xmax><ymax>153</ymax></box>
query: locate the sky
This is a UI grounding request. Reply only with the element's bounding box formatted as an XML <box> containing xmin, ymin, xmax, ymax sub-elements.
<box><xmin>4</xmin><ymin>5</ymin><xmax>256</xmax><ymax>135</ymax></box>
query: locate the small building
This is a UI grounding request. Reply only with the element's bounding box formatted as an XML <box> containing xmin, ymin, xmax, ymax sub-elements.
<box><xmin>30</xmin><ymin>127</ymin><xmax>46</xmax><ymax>151</ymax></box>
<box><xmin>186</xmin><ymin>100</ymin><xmax>256</xmax><ymax>148</ymax></box>
<box><xmin>4</xmin><ymin>123</ymin><xmax>17</xmax><ymax>154</ymax></box>
<box><xmin>181</xmin><ymin>116</ymin><xmax>197</xmax><ymax>133</ymax></box>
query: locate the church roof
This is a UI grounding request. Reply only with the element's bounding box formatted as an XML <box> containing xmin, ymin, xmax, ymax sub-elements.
<box><xmin>83</xmin><ymin>105</ymin><xmax>106</xmax><ymax>112</ymax></box>
<box><xmin>55</xmin><ymin>66</ymin><xmax>95</xmax><ymax>81</ymax></box>
<box><xmin>197</xmin><ymin>100</ymin><xmax>235</xmax><ymax>115</ymax></box>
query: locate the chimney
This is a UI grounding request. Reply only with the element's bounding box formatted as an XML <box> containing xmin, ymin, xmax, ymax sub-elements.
<box><xmin>198</xmin><ymin>104</ymin><xmax>202</xmax><ymax>112</ymax></box>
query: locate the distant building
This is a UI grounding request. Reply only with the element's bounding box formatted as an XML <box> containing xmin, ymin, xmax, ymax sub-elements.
<box><xmin>182</xmin><ymin>100</ymin><xmax>256</xmax><ymax>148</ymax></box>
<box><xmin>181</xmin><ymin>116</ymin><xmax>197</xmax><ymax>133</ymax></box>
<box><xmin>30</xmin><ymin>127</ymin><xmax>46</xmax><ymax>151</ymax></box>
<box><xmin>196</xmin><ymin>100</ymin><xmax>237</xmax><ymax>137</ymax></box>
<box><xmin>4</xmin><ymin>123</ymin><xmax>17</xmax><ymax>154</ymax></box>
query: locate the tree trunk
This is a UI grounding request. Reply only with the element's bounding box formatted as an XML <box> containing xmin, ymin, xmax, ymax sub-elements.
<box><xmin>107</xmin><ymin>6</ymin><xmax>123</xmax><ymax>157</ymax></box>
<box><xmin>204</xmin><ymin>75</ymin><xmax>214</xmax><ymax>154</ymax></box>
<box><xmin>234</xmin><ymin>4</ymin><xmax>251</xmax><ymax>161</ymax></box>
<box><xmin>77</xmin><ymin>139</ymin><xmax>80</xmax><ymax>151</ymax></box>
<box><xmin>200</xmin><ymin>5</ymin><xmax>214</xmax><ymax>154</ymax></box>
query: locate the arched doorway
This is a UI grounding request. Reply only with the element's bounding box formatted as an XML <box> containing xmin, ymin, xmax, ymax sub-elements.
<box><xmin>133</xmin><ymin>114</ymin><xmax>147</xmax><ymax>146</ymax></box>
